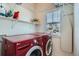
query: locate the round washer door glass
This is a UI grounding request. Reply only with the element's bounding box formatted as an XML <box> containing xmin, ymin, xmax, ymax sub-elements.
<box><xmin>30</xmin><ymin>49</ymin><xmax>41</xmax><ymax>56</ymax></box>
<box><xmin>46</xmin><ymin>39</ymin><xmax>52</xmax><ymax>56</ymax></box>
<box><xmin>26</xmin><ymin>46</ymin><xmax>43</xmax><ymax>56</ymax></box>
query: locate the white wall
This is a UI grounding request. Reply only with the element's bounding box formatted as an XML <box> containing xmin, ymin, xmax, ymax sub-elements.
<box><xmin>0</xmin><ymin>3</ymin><xmax>36</xmax><ymax>36</ymax></box>
<box><xmin>0</xmin><ymin>17</ymin><xmax>35</xmax><ymax>36</ymax></box>
<box><xmin>74</xmin><ymin>4</ymin><xmax>79</xmax><ymax>55</ymax></box>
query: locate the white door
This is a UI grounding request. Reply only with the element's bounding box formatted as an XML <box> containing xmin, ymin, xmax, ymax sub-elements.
<box><xmin>61</xmin><ymin>4</ymin><xmax>73</xmax><ymax>53</ymax></box>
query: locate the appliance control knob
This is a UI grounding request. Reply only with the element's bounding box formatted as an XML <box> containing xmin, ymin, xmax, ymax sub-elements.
<box><xmin>31</xmin><ymin>43</ymin><xmax>33</xmax><ymax>46</ymax></box>
<box><xmin>42</xmin><ymin>42</ymin><xmax>43</xmax><ymax>45</ymax></box>
<box><xmin>34</xmin><ymin>39</ymin><xmax>37</xmax><ymax>43</ymax></box>
<box><xmin>16</xmin><ymin>43</ymin><xmax>21</xmax><ymax>45</ymax></box>
<box><xmin>8</xmin><ymin>45</ymin><xmax>10</xmax><ymax>47</ymax></box>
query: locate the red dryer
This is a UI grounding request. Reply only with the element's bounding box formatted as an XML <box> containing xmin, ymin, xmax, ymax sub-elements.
<box><xmin>31</xmin><ymin>32</ymin><xmax>53</xmax><ymax>56</ymax></box>
<box><xmin>2</xmin><ymin>34</ymin><xmax>43</xmax><ymax>56</ymax></box>
<box><xmin>42</xmin><ymin>33</ymin><xmax>52</xmax><ymax>56</ymax></box>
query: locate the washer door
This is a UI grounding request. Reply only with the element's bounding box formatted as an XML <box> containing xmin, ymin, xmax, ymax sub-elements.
<box><xmin>46</xmin><ymin>39</ymin><xmax>52</xmax><ymax>56</ymax></box>
<box><xmin>26</xmin><ymin>46</ymin><xmax>43</xmax><ymax>56</ymax></box>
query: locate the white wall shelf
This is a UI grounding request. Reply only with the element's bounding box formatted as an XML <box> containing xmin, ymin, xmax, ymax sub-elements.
<box><xmin>0</xmin><ymin>16</ymin><xmax>34</xmax><ymax>25</ymax></box>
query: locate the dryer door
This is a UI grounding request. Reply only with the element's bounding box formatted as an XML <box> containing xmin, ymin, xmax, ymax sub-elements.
<box><xmin>46</xmin><ymin>39</ymin><xmax>52</xmax><ymax>56</ymax></box>
<box><xmin>26</xmin><ymin>46</ymin><xmax>43</xmax><ymax>56</ymax></box>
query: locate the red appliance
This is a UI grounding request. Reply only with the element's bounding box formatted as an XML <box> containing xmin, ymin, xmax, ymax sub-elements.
<box><xmin>2</xmin><ymin>34</ymin><xmax>43</xmax><ymax>56</ymax></box>
<box><xmin>42</xmin><ymin>34</ymin><xmax>52</xmax><ymax>56</ymax></box>
<box><xmin>32</xmin><ymin>32</ymin><xmax>52</xmax><ymax>56</ymax></box>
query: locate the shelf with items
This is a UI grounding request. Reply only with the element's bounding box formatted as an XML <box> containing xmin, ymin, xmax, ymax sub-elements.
<box><xmin>46</xmin><ymin>9</ymin><xmax>61</xmax><ymax>24</ymax></box>
<box><xmin>0</xmin><ymin>16</ymin><xmax>34</xmax><ymax>25</ymax></box>
<box><xmin>46</xmin><ymin>5</ymin><xmax>62</xmax><ymax>37</ymax></box>
<box><xmin>0</xmin><ymin>3</ymin><xmax>35</xmax><ymax>25</ymax></box>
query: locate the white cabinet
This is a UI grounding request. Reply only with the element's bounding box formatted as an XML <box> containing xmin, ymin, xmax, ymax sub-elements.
<box><xmin>52</xmin><ymin>8</ymin><xmax>61</xmax><ymax>22</ymax></box>
<box><xmin>46</xmin><ymin>12</ymin><xmax>53</xmax><ymax>23</ymax></box>
<box><xmin>46</xmin><ymin>7</ymin><xmax>62</xmax><ymax>37</ymax></box>
<box><xmin>63</xmin><ymin>4</ymin><xmax>73</xmax><ymax>15</ymax></box>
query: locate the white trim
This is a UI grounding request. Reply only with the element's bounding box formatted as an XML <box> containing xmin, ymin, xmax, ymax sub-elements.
<box><xmin>26</xmin><ymin>46</ymin><xmax>43</xmax><ymax>56</ymax></box>
<box><xmin>46</xmin><ymin>39</ymin><xmax>52</xmax><ymax>56</ymax></box>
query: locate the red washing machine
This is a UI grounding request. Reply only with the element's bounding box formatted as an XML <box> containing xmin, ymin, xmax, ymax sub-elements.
<box><xmin>42</xmin><ymin>33</ymin><xmax>52</xmax><ymax>56</ymax></box>
<box><xmin>2</xmin><ymin>34</ymin><xmax>43</xmax><ymax>56</ymax></box>
<box><xmin>31</xmin><ymin>32</ymin><xmax>53</xmax><ymax>56</ymax></box>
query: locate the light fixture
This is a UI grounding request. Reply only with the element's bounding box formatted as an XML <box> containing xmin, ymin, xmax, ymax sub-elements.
<box><xmin>16</xmin><ymin>3</ymin><xmax>22</xmax><ymax>5</ymax></box>
<box><xmin>54</xmin><ymin>3</ymin><xmax>63</xmax><ymax>8</ymax></box>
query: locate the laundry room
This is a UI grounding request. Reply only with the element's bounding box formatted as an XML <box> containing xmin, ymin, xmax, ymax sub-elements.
<box><xmin>0</xmin><ymin>3</ymin><xmax>79</xmax><ymax>56</ymax></box>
